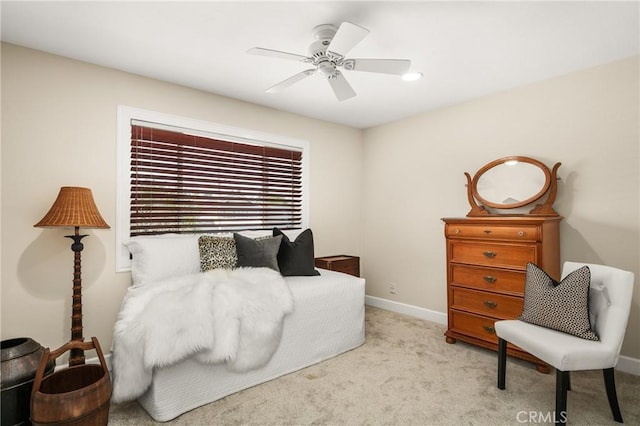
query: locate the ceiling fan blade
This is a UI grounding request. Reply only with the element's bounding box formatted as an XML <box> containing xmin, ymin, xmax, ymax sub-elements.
<box><xmin>247</xmin><ymin>47</ymin><xmax>311</xmax><ymax>63</ymax></box>
<box><xmin>327</xmin><ymin>71</ymin><xmax>356</xmax><ymax>101</ymax></box>
<box><xmin>344</xmin><ymin>58</ymin><xmax>411</xmax><ymax>75</ymax></box>
<box><xmin>266</xmin><ymin>69</ymin><xmax>316</xmax><ymax>93</ymax></box>
<box><xmin>327</xmin><ymin>22</ymin><xmax>369</xmax><ymax>58</ymax></box>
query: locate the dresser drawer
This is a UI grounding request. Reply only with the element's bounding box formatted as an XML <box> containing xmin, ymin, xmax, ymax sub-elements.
<box><xmin>449</xmin><ymin>310</ymin><xmax>499</xmax><ymax>345</ymax></box>
<box><xmin>450</xmin><ymin>264</ymin><xmax>525</xmax><ymax>295</ymax></box>
<box><xmin>451</xmin><ymin>287</ymin><xmax>524</xmax><ymax>319</ymax></box>
<box><xmin>449</xmin><ymin>241</ymin><xmax>536</xmax><ymax>269</ymax></box>
<box><xmin>446</xmin><ymin>224</ymin><xmax>538</xmax><ymax>241</ymax></box>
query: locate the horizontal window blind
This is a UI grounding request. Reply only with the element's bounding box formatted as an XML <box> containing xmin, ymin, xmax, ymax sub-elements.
<box><xmin>130</xmin><ymin>125</ymin><xmax>303</xmax><ymax>236</ymax></box>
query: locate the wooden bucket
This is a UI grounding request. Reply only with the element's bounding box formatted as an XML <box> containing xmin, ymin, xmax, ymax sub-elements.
<box><xmin>30</xmin><ymin>338</ymin><xmax>111</xmax><ymax>426</ymax></box>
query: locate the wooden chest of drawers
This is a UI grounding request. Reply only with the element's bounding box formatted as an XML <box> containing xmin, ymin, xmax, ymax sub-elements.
<box><xmin>315</xmin><ymin>255</ymin><xmax>360</xmax><ymax>277</ymax></box>
<box><xmin>442</xmin><ymin>216</ymin><xmax>561</xmax><ymax>372</ymax></box>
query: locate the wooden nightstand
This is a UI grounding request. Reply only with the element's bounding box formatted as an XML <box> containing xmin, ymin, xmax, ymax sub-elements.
<box><xmin>315</xmin><ymin>255</ymin><xmax>360</xmax><ymax>277</ymax></box>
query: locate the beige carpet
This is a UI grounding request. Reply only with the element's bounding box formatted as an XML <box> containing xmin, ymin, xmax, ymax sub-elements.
<box><xmin>108</xmin><ymin>306</ymin><xmax>640</xmax><ymax>425</ymax></box>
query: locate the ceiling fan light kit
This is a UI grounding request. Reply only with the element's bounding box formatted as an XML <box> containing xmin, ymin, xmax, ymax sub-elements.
<box><xmin>248</xmin><ymin>21</ymin><xmax>415</xmax><ymax>101</ymax></box>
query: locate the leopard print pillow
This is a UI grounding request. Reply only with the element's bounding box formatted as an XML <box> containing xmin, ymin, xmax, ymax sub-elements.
<box><xmin>519</xmin><ymin>263</ymin><xmax>598</xmax><ymax>341</ymax></box>
<box><xmin>198</xmin><ymin>235</ymin><xmax>237</xmax><ymax>271</ymax></box>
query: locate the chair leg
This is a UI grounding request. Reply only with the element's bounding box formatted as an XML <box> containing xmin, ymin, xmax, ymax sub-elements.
<box><xmin>603</xmin><ymin>368</ymin><xmax>623</xmax><ymax>423</ymax></box>
<box><xmin>497</xmin><ymin>338</ymin><xmax>507</xmax><ymax>390</ymax></box>
<box><xmin>567</xmin><ymin>371</ymin><xmax>571</xmax><ymax>391</ymax></box>
<box><xmin>555</xmin><ymin>370</ymin><xmax>569</xmax><ymax>424</ymax></box>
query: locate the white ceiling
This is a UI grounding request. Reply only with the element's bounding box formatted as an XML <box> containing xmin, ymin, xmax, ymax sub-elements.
<box><xmin>2</xmin><ymin>1</ymin><xmax>638</xmax><ymax>129</ymax></box>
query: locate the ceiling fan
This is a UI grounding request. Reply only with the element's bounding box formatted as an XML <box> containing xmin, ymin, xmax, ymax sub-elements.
<box><xmin>247</xmin><ymin>22</ymin><xmax>411</xmax><ymax>101</ymax></box>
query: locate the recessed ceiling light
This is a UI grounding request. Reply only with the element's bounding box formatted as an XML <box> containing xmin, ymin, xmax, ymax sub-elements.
<box><xmin>402</xmin><ymin>72</ymin><xmax>423</xmax><ymax>81</ymax></box>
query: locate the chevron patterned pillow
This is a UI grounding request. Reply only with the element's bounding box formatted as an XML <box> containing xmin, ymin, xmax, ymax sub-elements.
<box><xmin>519</xmin><ymin>263</ymin><xmax>599</xmax><ymax>341</ymax></box>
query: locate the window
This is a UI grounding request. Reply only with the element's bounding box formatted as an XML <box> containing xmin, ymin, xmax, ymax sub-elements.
<box><xmin>116</xmin><ymin>106</ymin><xmax>309</xmax><ymax>271</ymax></box>
<box><xmin>130</xmin><ymin>124</ymin><xmax>303</xmax><ymax>235</ymax></box>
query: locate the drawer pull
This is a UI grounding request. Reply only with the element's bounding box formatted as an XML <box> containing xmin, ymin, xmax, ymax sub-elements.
<box><xmin>483</xmin><ymin>251</ymin><xmax>497</xmax><ymax>258</ymax></box>
<box><xmin>518</xmin><ymin>230</ymin><xmax>525</xmax><ymax>237</ymax></box>
<box><xmin>483</xmin><ymin>229</ymin><xmax>492</xmax><ymax>234</ymax></box>
<box><xmin>454</xmin><ymin>228</ymin><xmax>460</xmax><ymax>234</ymax></box>
<box><xmin>482</xmin><ymin>325</ymin><xmax>496</xmax><ymax>334</ymax></box>
<box><xmin>483</xmin><ymin>275</ymin><xmax>497</xmax><ymax>283</ymax></box>
<box><xmin>483</xmin><ymin>300</ymin><xmax>497</xmax><ymax>309</ymax></box>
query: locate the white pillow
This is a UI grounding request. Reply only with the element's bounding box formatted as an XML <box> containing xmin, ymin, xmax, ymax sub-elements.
<box><xmin>237</xmin><ymin>230</ymin><xmax>274</xmax><ymax>239</ymax></box>
<box><xmin>238</xmin><ymin>229</ymin><xmax>303</xmax><ymax>240</ymax></box>
<box><xmin>124</xmin><ymin>234</ymin><xmax>201</xmax><ymax>286</ymax></box>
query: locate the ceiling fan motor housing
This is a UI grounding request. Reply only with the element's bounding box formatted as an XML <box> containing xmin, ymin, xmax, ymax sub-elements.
<box><xmin>309</xmin><ymin>24</ymin><xmax>338</xmax><ymax>55</ymax></box>
<box><xmin>312</xmin><ymin>24</ymin><xmax>338</xmax><ymax>41</ymax></box>
<box><xmin>309</xmin><ymin>24</ymin><xmax>340</xmax><ymax>77</ymax></box>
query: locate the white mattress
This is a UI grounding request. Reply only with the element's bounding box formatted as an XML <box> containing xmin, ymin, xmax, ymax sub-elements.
<box><xmin>137</xmin><ymin>269</ymin><xmax>366</xmax><ymax>421</ymax></box>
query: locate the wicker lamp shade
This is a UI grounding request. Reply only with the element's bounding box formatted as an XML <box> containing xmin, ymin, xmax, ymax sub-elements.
<box><xmin>34</xmin><ymin>187</ymin><xmax>110</xmax><ymax>229</ymax></box>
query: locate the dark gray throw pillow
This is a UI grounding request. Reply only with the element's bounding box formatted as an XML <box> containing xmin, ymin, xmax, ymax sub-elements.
<box><xmin>519</xmin><ymin>263</ymin><xmax>598</xmax><ymax>341</ymax></box>
<box><xmin>273</xmin><ymin>228</ymin><xmax>320</xmax><ymax>276</ymax></box>
<box><xmin>233</xmin><ymin>233</ymin><xmax>282</xmax><ymax>271</ymax></box>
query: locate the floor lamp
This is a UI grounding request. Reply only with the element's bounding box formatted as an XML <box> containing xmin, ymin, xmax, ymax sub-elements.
<box><xmin>34</xmin><ymin>186</ymin><xmax>110</xmax><ymax>366</ymax></box>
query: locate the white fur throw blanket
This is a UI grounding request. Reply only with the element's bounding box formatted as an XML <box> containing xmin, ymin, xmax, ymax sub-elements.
<box><xmin>111</xmin><ymin>267</ymin><xmax>293</xmax><ymax>403</ymax></box>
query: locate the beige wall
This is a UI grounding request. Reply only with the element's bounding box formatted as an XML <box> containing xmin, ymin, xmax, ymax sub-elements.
<box><xmin>2</xmin><ymin>43</ymin><xmax>639</xmax><ymax>363</ymax></box>
<box><xmin>1</xmin><ymin>43</ymin><xmax>364</xmax><ymax>351</ymax></box>
<box><xmin>362</xmin><ymin>56</ymin><xmax>640</xmax><ymax>359</ymax></box>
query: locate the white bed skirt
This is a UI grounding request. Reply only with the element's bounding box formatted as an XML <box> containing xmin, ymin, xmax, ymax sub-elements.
<box><xmin>137</xmin><ymin>269</ymin><xmax>366</xmax><ymax>421</ymax></box>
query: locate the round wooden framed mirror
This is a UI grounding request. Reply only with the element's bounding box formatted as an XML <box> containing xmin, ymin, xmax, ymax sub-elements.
<box><xmin>464</xmin><ymin>156</ymin><xmax>561</xmax><ymax>216</ymax></box>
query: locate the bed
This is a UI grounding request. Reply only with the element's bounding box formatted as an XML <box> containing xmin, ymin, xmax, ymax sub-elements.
<box><xmin>111</xmin><ymin>230</ymin><xmax>365</xmax><ymax>422</ymax></box>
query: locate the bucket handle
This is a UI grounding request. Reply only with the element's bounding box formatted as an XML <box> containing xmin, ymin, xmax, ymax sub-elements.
<box><xmin>31</xmin><ymin>337</ymin><xmax>108</xmax><ymax>394</ymax></box>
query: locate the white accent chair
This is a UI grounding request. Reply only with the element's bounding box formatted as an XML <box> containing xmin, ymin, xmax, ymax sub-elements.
<box><xmin>495</xmin><ymin>262</ymin><xmax>634</xmax><ymax>424</ymax></box>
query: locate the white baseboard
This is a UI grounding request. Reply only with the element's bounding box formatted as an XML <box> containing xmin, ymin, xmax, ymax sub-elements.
<box><xmin>365</xmin><ymin>295</ymin><xmax>447</xmax><ymax>325</ymax></box>
<box><xmin>616</xmin><ymin>355</ymin><xmax>640</xmax><ymax>376</ymax></box>
<box><xmin>365</xmin><ymin>295</ymin><xmax>640</xmax><ymax>376</ymax></box>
